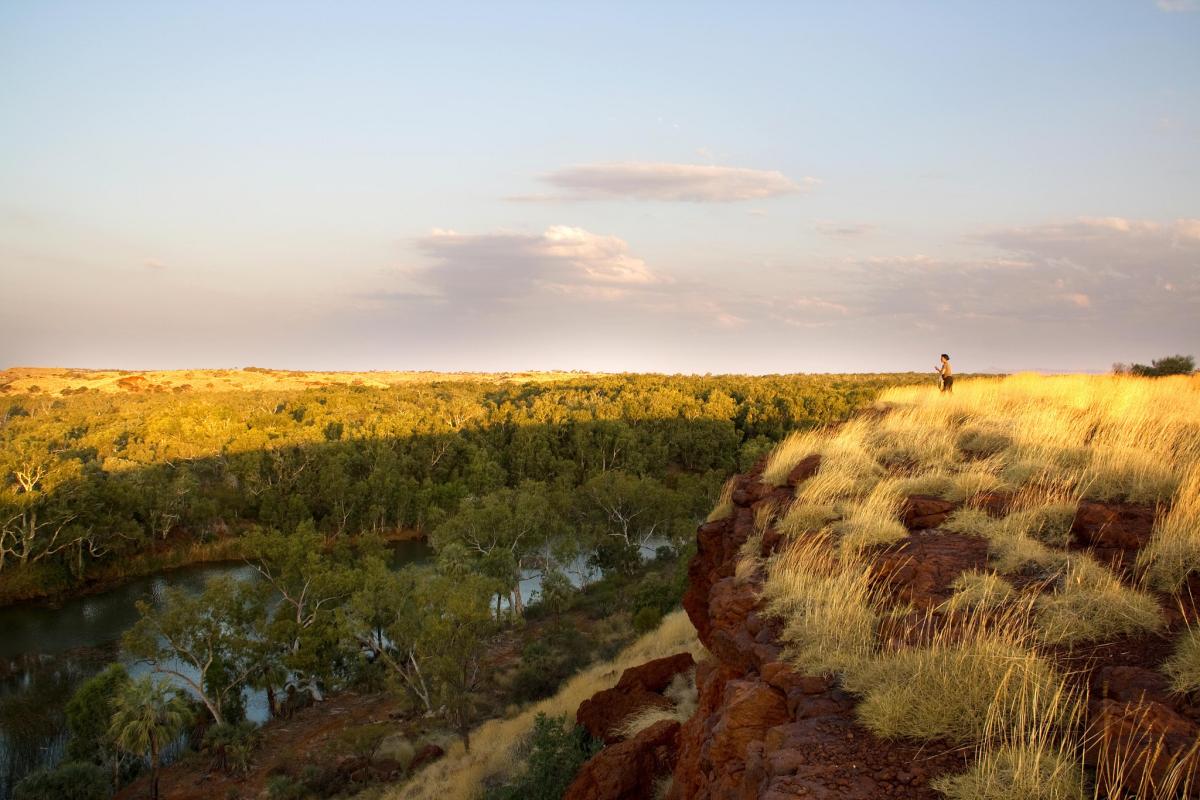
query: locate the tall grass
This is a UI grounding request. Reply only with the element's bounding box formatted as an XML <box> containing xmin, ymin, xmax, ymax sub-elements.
<box><xmin>761</xmin><ymin>533</ymin><xmax>878</xmax><ymax>675</ymax></box>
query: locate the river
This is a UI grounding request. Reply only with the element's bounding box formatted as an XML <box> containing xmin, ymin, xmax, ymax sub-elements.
<box><xmin>0</xmin><ymin>541</ymin><xmax>432</xmax><ymax>800</ymax></box>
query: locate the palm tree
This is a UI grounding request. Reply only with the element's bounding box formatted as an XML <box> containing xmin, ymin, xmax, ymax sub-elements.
<box><xmin>109</xmin><ymin>676</ymin><xmax>191</xmax><ymax>800</ymax></box>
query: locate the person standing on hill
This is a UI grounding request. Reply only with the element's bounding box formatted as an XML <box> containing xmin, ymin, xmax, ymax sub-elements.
<box><xmin>937</xmin><ymin>354</ymin><xmax>954</xmax><ymax>393</ymax></box>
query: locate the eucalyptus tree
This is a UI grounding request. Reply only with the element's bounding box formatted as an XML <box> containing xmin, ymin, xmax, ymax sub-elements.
<box><xmin>123</xmin><ymin>575</ymin><xmax>265</xmax><ymax>725</ymax></box>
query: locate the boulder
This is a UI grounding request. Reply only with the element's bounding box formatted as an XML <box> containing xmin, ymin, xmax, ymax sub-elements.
<box><xmin>1089</xmin><ymin>699</ymin><xmax>1200</xmax><ymax>797</ymax></box>
<box><xmin>616</xmin><ymin>652</ymin><xmax>696</xmax><ymax>694</ymax></box>
<box><xmin>563</xmin><ymin>719</ymin><xmax>681</xmax><ymax>800</ymax></box>
<box><xmin>578</xmin><ymin>686</ymin><xmax>673</xmax><ymax>744</ymax></box>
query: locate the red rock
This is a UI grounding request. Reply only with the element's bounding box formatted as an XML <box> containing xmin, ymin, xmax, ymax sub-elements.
<box><xmin>872</xmin><ymin>532</ymin><xmax>988</xmax><ymax>610</ymax></box>
<box><xmin>787</xmin><ymin>454</ymin><xmax>822</xmax><ymax>486</ymax></box>
<box><xmin>563</xmin><ymin>719</ymin><xmax>680</xmax><ymax>800</ymax></box>
<box><xmin>408</xmin><ymin>743</ymin><xmax>444</xmax><ymax>771</ymax></box>
<box><xmin>1096</xmin><ymin>666</ymin><xmax>1172</xmax><ymax>706</ymax></box>
<box><xmin>578</xmin><ymin>686</ymin><xmax>673</xmax><ymax>744</ymax></box>
<box><xmin>1072</xmin><ymin>501</ymin><xmax>1158</xmax><ymax>550</ymax></box>
<box><xmin>616</xmin><ymin>652</ymin><xmax>695</xmax><ymax>694</ymax></box>
<box><xmin>1088</xmin><ymin>699</ymin><xmax>1200</xmax><ymax>797</ymax></box>
<box><xmin>901</xmin><ymin>496</ymin><xmax>959</xmax><ymax>530</ymax></box>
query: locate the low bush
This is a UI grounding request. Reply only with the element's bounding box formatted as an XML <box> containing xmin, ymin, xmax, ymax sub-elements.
<box><xmin>481</xmin><ymin>714</ymin><xmax>601</xmax><ymax>800</ymax></box>
<box><xmin>13</xmin><ymin>762</ymin><xmax>111</xmax><ymax>800</ymax></box>
<box><xmin>202</xmin><ymin>720</ymin><xmax>261</xmax><ymax>775</ymax></box>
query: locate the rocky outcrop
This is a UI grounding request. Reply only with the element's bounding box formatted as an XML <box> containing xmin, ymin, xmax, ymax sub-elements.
<box><xmin>567</xmin><ymin>458</ymin><xmax>1191</xmax><ymax>799</ymax></box>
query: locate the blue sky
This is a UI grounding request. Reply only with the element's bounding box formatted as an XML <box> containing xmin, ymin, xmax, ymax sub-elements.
<box><xmin>1</xmin><ymin>0</ymin><xmax>1197</xmax><ymax>373</ymax></box>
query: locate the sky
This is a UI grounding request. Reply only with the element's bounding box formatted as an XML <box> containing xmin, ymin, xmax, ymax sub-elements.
<box><xmin>1</xmin><ymin>0</ymin><xmax>1197</xmax><ymax>374</ymax></box>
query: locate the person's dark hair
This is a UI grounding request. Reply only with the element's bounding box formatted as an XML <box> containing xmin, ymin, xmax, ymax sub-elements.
<box><xmin>941</xmin><ymin>354</ymin><xmax>949</xmax><ymax>360</ymax></box>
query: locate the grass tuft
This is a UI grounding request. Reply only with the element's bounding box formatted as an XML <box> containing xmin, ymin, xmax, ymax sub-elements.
<box><xmin>1138</xmin><ymin>467</ymin><xmax>1200</xmax><ymax>592</ymax></box>
<box><xmin>1035</xmin><ymin>556</ymin><xmax>1162</xmax><ymax>645</ymax></box>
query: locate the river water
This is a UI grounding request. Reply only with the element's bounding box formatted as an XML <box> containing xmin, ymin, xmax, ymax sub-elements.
<box><xmin>0</xmin><ymin>541</ymin><xmax>432</xmax><ymax>799</ymax></box>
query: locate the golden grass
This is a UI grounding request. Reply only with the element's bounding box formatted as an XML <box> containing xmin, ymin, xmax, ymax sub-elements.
<box><xmin>705</xmin><ymin>477</ymin><xmax>738</xmax><ymax>523</ymax></box>
<box><xmin>943</xmin><ymin>569</ymin><xmax>1015</xmax><ymax>612</ymax></box>
<box><xmin>753</xmin><ymin>373</ymin><xmax>1200</xmax><ymax>798</ymax></box>
<box><xmin>835</xmin><ymin>478</ymin><xmax>907</xmax><ymax>552</ymax></box>
<box><xmin>389</xmin><ymin>611</ymin><xmax>705</xmax><ymax>800</ymax></box>
<box><xmin>933</xmin><ymin>677</ymin><xmax>1088</xmax><ymax>800</ymax></box>
<box><xmin>761</xmin><ymin>429</ymin><xmax>823</xmax><ymax>487</ymax></box>
<box><xmin>878</xmin><ymin>373</ymin><xmax>1200</xmax><ymax>504</ymax></box>
<box><xmin>761</xmin><ymin>533</ymin><xmax>878</xmax><ymax>676</ymax></box>
<box><xmin>1138</xmin><ymin>466</ymin><xmax>1200</xmax><ymax>592</ymax></box>
<box><xmin>1162</xmin><ymin>625</ymin><xmax>1200</xmax><ymax>694</ymax></box>
<box><xmin>1035</xmin><ymin>556</ymin><xmax>1163</xmax><ymax>645</ymax></box>
<box><xmin>845</xmin><ymin>608</ymin><xmax>1068</xmax><ymax>744</ymax></box>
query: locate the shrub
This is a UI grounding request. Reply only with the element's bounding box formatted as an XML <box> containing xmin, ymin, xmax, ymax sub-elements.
<box><xmin>202</xmin><ymin>720</ymin><xmax>261</xmax><ymax>775</ymax></box>
<box><xmin>1129</xmin><ymin>355</ymin><xmax>1195</xmax><ymax>378</ymax></box>
<box><xmin>633</xmin><ymin>605</ymin><xmax>664</xmax><ymax>634</ymax></box>
<box><xmin>481</xmin><ymin>714</ymin><xmax>601</xmax><ymax>800</ymax></box>
<box><xmin>510</xmin><ymin>626</ymin><xmax>594</xmax><ymax>703</ymax></box>
<box><xmin>12</xmin><ymin>762</ymin><xmax>111</xmax><ymax>800</ymax></box>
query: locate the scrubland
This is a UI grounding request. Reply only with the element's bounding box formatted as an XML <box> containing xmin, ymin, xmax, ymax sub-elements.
<box><xmin>755</xmin><ymin>373</ymin><xmax>1200</xmax><ymax>799</ymax></box>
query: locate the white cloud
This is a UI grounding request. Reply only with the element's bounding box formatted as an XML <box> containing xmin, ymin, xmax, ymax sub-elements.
<box><xmin>535</xmin><ymin>162</ymin><xmax>817</xmax><ymax>202</ymax></box>
<box><xmin>405</xmin><ymin>225</ymin><xmax>666</xmax><ymax>310</ymax></box>
<box><xmin>1157</xmin><ymin>0</ymin><xmax>1196</xmax><ymax>12</ymax></box>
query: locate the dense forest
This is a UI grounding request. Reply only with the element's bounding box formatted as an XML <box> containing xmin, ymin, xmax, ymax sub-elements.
<box><xmin>0</xmin><ymin>373</ymin><xmax>925</xmax><ymax>604</ymax></box>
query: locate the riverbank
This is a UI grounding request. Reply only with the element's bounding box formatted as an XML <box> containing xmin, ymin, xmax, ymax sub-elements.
<box><xmin>0</xmin><ymin>528</ymin><xmax>427</xmax><ymax>609</ymax></box>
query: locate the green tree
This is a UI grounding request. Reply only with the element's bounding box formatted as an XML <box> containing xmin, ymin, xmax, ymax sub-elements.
<box><xmin>122</xmin><ymin>576</ymin><xmax>264</xmax><ymax>725</ymax></box>
<box><xmin>109</xmin><ymin>677</ymin><xmax>191</xmax><ymax>800</ymax></box>
<box><xmin>65</xmin><ymin>664</ymin><xmax>130</xmax><ymax>786</ymax></box>
<box><xmin>431</xmin><ymin>482</ymin><xmax>563</xmax><ymax>617</ymax></box>
<box><xmin>1130</xmin><ymin>354</ymin><xmax>1196</xmax><ymax>377</ymax></box>
<box><xmin>244</xmin><ymin>523</ymin><xmax>360</xmax><ymax>702</ymax></box>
